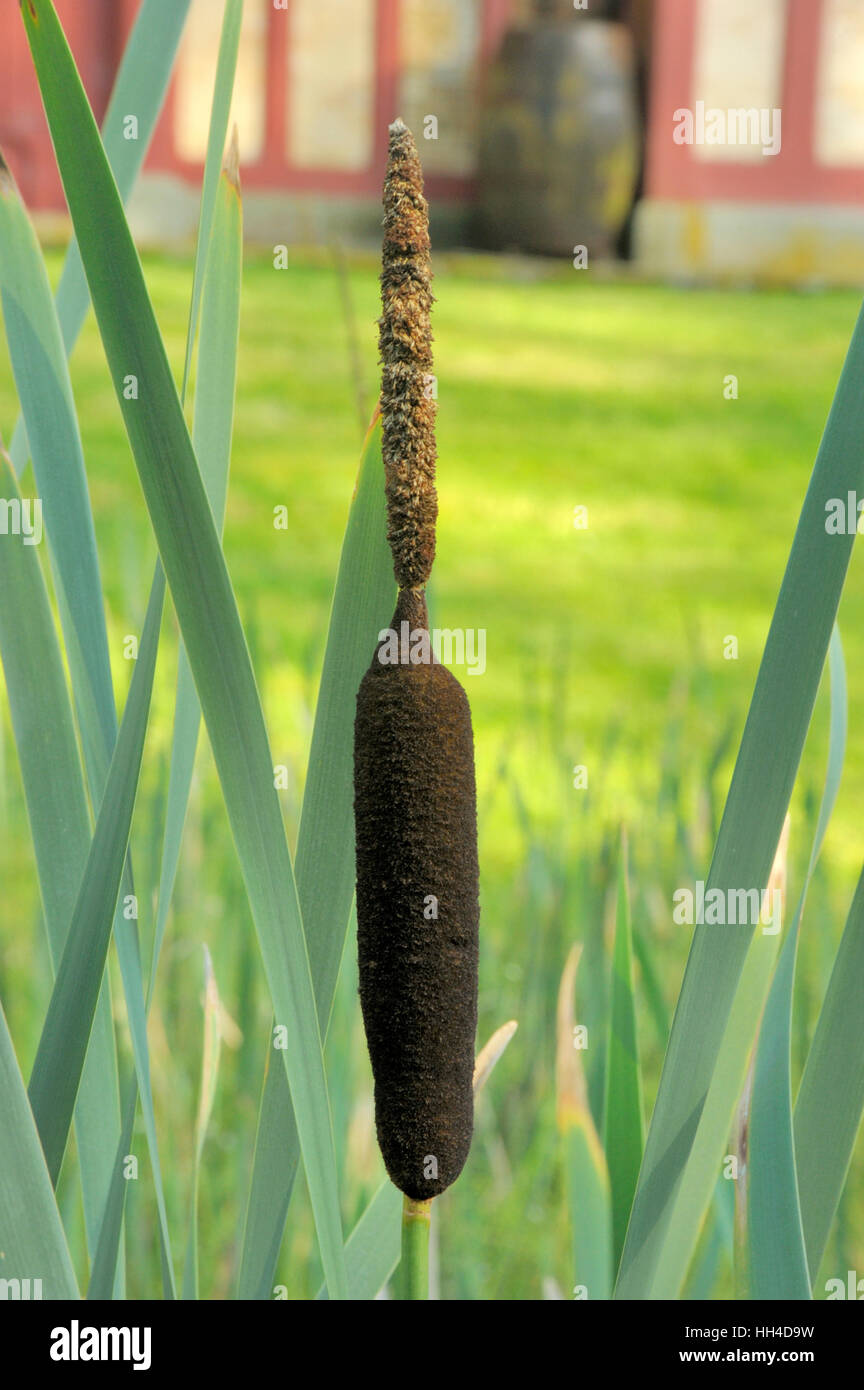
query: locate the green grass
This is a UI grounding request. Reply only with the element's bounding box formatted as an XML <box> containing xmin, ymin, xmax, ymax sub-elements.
<box><xmin>3</xmin><ymin>248</ymin><xmax>864</xmax><ymax>1297</ymax></box>
<box><xmin>6</xmin><ymin>255</ymin><xmax>864</xmax><ymax>845</ymax></box>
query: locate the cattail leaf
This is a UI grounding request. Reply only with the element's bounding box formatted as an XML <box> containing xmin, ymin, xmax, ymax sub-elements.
<box><xmin>315</xmin><ymin>1181</ymin><xmax>403</xmax><ymax>1302</ymax></box>
<box><xmin>795</xmin><ymin>864</ymin><xmax>864</xmax><ymax>1281</ymax></box>
<box><xmin>180</xmin><ymin>0</ymin><xmax>243</xmax><ymax>399</ymax></box>
<box><xmin>151</xmin><ymin>141</ymin><xmax>244</xmax><ymax>999</ymax></box>
<box><xmin>21</xmin><ymin>0</ymin><xmax>347</xmax><ymax>1299</ymax></box>
<box><xmin>182</xmin><ymin>947</ymin><xmax>224</xmax><ymax>1300</ymax></box>
<box><xmin>557</xmin><ymin>945</ymin><xmax>613</xmax><ymax>1301</ymax></box>
<box><xmin>0</xmin><ymin>998</ymin><xmax>78</xmax><ymax>1300</ymax></box>
<box><xmin>650</xmin><ymin>627</ymin><xmax>842</xmax><ymax>1297</ymax></box>
<box><xmin>0</xmin><ymin>451</ymin><xmax>120</xmax><ymax>1282</ymax></box>
<box><xmin>646</xmin><ymin>821</ymin><xmax>788</xmax><ymax>1298</ymax></box>
<box><xmin>0</xmin><ymin>150</ymin><xmax>116</xmax><ymax>801</ymax></box>
<box><xmin>473</xmin><ymin>1020</ymin><xmax>518</xmax><ymax>1095</ymax></box>
<box><xmin>747</xmin><ymin>932</ymin><xmax>811</xmax><ymax>1298</ymax></box>
<box><xmin>9</xmin><ymin>0</ymin><xmax>192</xmax><ymax>474</ymax></box>
<box><xmin>682</xmin><ymin>1177</ymin><xmax>734</xmax><ymax>1300</ymax></box>
<box><xmin>603</xmin><ymin>830</ymin><xmax>643</xmax><ymax>1270</ymax></box>
<box><xmin>747</xmin><ymin>625</ymin><xmax>846</xmax><ymax>1299</ymax></box>
<box><xmin>238</xmin><ymin>412</ymin><xmax>394</xmax><ymax>1299</ymax></box>
<box><xmin>615</xmin><ymin>293</ymin><xmax>864</xmax><ymax>1299</ymax></box>
<box><xmin>89</xmin><ymin>146</ymin><xmax>243</xmax><ymax>1299</ymax></box>
<box><xmin>1</xmin><ymin>121</ymin><xmax>181</xmax><ymax>1303</ymax></box>
<box><xmin>26</xmin><ymin>566</ymin><xmax>164</xmax><ymax>1192</ymax></box>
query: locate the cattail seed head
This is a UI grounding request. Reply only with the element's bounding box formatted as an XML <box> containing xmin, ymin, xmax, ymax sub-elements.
<box><xmin>355</xmin><ymin>121</ymin><xmax>479</xmax><ymax>1201</ymax></box>
<box><xmin>379</xmin><ymin>119</ymin><xmax>438</xmax><ymax>589</ymax></box>
<box><xmin>354</xmin><ymin>590</ymin><xmax>479</xmax><ymax>1198</ymax></box>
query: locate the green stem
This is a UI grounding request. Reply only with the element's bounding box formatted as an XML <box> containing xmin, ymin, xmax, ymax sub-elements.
<box><xmin>393</xmin><ymin>1194</ymin><xmax>432</xmax><ymax>1300</ymax></box>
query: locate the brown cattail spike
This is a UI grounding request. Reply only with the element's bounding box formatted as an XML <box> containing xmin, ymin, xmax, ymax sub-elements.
<box><xmin>379</xmin><ymin>118</ymin><xmax>438</xmax><ymax>589</ymax></box>
<box><xmin>354</xmin><ymin>589</ymin><xmax>479</xmax><ymax>1198</ymax></box>
<box><xmin>355</xmin><ymin>121</ymin><xmax>479</xmax><ymax>1202</ymax></box>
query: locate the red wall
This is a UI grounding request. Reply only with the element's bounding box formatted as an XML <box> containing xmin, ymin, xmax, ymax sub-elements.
<box><xmin>645</xmin><ymin>0</ymin><xmax>864</xmax><ymax>206</ymax></box>
<box><xmin>2</xmin><ymin>0</ymin><xmax>135</xmax><ymax>208</ymax></box>
<box><xmin>1</xmin><ymin>0</ymin><xmax>514</xmax><ymax>213</ymax></box>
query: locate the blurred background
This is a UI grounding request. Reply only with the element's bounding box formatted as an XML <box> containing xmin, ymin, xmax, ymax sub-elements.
<box><xmin>2</xmin><ymin>0</ymin><xmax>864</xmax><ymax>1299</ymax></box>
<box><xmin>4</xmin><ymin>0</ymin><xmax>864</xmax><ymax>280</ymax></box>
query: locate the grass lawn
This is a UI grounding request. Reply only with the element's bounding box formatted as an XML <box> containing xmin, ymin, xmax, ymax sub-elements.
<box><xmin>2</xmin><ymin>249</ymin><xmax>863</xmax><ymax>1296</ymax></box>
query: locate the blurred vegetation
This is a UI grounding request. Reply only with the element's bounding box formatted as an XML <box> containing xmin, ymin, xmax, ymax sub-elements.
<box><xmin>1</xmin><ymin>250</ymin><xmax>863</xmax><ymax>1297</ymax></box>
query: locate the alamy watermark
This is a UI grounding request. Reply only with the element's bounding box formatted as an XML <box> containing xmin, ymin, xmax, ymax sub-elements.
<box><xmin>50</xmin><ymin>1320</ymin><xmax>151</xmax><ymax>1371</ymax></box>
<box><xmin>673</xmin><ymin>102</ymin><xmax>782</xmax><ymax>157</ymax></box>
<box><xmin>377</xmin><ymin>622</ymin><xmax>486</xmax><ymax>676</ymax></box>
<box><xmin>825</xmin><ymin>492</ymin><xmax>864</xmax><ymax>535</ymax></box>
<box><xmin>0</xmin><ymin>496</ymin><xmax>42</xmax><ymax>545</ymax></box>
<box><xmin>673</xmin><ymin>881</ymin><xmax>782</xmax><ymax>934</ymax></box>
<box><xmin>0</xmin><ymin>1276</ymin><xmax>42</xmax><ymax>1299</ymax></box>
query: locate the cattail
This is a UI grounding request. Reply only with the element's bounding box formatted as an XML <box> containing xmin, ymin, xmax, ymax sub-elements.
<box><xmin>354</xmin><ymin>119</ymin><xmax>479</xmax><ymax>1201</ymax></box>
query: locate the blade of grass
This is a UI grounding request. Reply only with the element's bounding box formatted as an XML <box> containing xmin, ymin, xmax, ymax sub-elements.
<box><xmin>0</xmin><ymin>450</ymin><xmax>120</xmax><ymax>1281</ymax></box>
<box><xmin>558</xmin><ymin>945</ymin><xmax>613</xmax><ymax>1301</ymax></box>
<box><xmin>747</xmin><ymin>931</ymin><xmax>811</xmax><ymax>1298</ymax></box>
<box><xmin>747</xmin><ymin>625</ymin><xmax>846</xmax><ymax>1299</ymax></box>
<box><xmin>182</xmin><ymin>947</ymin><xmax>223</xmax><ymax>1300</ymax></box>
<box><xmin>646</xmin><ymin>819</ymin><xmax>789</xmax><ymax>1298</ymax></box>
<box><xmin>27</xmin><ymin>566</ymin><xmax>164</xmax><ymax>1188</ymax></box>
<box><xmin>237</xmin><ymin>412</ymin><xmax>393</xmax><ymax>1299</ymax></box>
<box><xmin>22</xmin><ymin>0</ymin><xmax>347</xmax><ymax>1298</ymax></box>
<box><xmin>150</xmin><ymin>124</ymin><xmax>243</xmax><ymax>1003</ymax></box>
<box><xmin>315</xmin><ymin>1022</ymin><xmax>518</xmax><ymax>1301</ymax></box>
<box><xmin>603</xmin><ymin>830</ymin><xmax>643</xmax><ymax>1270</ymax></box>
<box><xmin>180</xmin><ymin>0</ymin><xmax>242</xmax><ymax>398</ymax></box>
<box><xmin>90</xmin><ymin>145</ymin><xmax>244</xmax><ymax>1299</ymax></box>
<box><xmin>0</xmin><ymin>151</ymin><xmax>116</xmax><ymax>804</ymax></box>
<box><xmin>9</xmin><ymin>0</ymin><xmax>192</xmax><ymax>475</ymax></box>
<box><xmin>0</xmin><ymin>145</ymin><xmax>174</xmax><ymax>1295</ymax></box>
<box><xmin>795</xmin><ymin>866</ymin><xmax>864</xmax><ymax>1280</ymax></box>
<box><xmin>632</xmin><ymin>924</ymin><xmax>670</xmax><ymax>1049</ymax></box>
<box><xmin>315</xmin><ymin>1182</ymin><xmax>402</xmax><ymax>1302</ymax></box>
<box><xmin>0</xmin><ymin>998</ymin><xmax>79</xmax><ymax>1300</ymax></box>
<box><xmin>615</xmin><ymin>293</ymin><xmax>864</xmax><ymax>1298</ymax></box>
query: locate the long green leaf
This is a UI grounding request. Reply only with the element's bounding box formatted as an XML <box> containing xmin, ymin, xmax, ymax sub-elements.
<box><xmin>795</xmin><ymin>865</ymin><xmax>864</xmax><ymax>1280</ymax></box>
<box><xmin>0</xmin><ymin>151</ymin><xmax>116</xmax><ymax>784</ymax></box>
<box><xmin>150</xmin><ymin>109</ymin><xmax>244</xmax><ymax>1007</ymax></box>
<box><xmin>747</xmin><ymin>625</ymin><xmax>846</xmax><ymax>1299</ymax></box>
<box><xmin>747</xmin><ymin>931</ymin><xmax>811</xmax><ymax>1298</ymax></box>
<box><xmin>27</xmin><ymin>567</ymin><xmax>164</xmax><ymax>1188</ymax></box>
<box><xmin>558</xmin><ymin>945</ymin><xmax>612</xmax><ymax>1301</ymax></box>
<box><xmin>315</xmin><ymin>1183</ymin><xmax>402</xmax><ymax>1302</ymax></box>
<box><xmin>182</xmin><ymin>947</ymin><xmax>224</xmax><ymax>1300</ymax></box>
<box><xmin>0</xmin><ymin>451</ymin><xmax>119</xmax><ymax>1279</ymax></box>
<box><xmin>9</xmin><ymin>0</ymin><xmax>192</xmax><ymax>479</ymax></box>
<box><xmin>603</xmin><ymin>830</ymin><xmax>643</xmax><ymax>1270</ymax></box>
<box><xmin>91</xmin><ymin>149</ymin><xmax>244</xmax><ymax>1300</ymax></box>
<box><xmin>615</xmin><ymin>293</ymin><xmax>864</xmax><ymax>1298</ymax></box>
<box><xmin>21</xmin><ymin>0</ymin><xmax>346</xmax><ymax>1300</ymax></box>
<box><xmin>648</xmin><ymin>913</ymin><xmax>780</xmax><ymax>1298</ymax></box>
<box><xmin>180</xmin><ymin>0</ymin><xmax>243</xmax><ymax>398</ymax></box>
<box><xmin>0</xmin><ymin>999</ymin><xmax>79</xmax><ymax>1300</ymax></box>
<box><xmin>238</xmin><ymin>413</ymin><xmax>393</xmax><ymax>1298</ymax></box>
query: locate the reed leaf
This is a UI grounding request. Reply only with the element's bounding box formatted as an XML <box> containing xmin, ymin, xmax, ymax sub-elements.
<box><xmin>21</xmin><ymin>0</ymin><xmax>347</xmax><ymax>1299</ymax></box>
<box><xmin>9</xmin><ymin>0</ymin><xmax>192</xmax><ymax>475</ymax></box>
<box><xmin>616</xmin><ymin>295</ymin><xmax>864</xmax><ymax>1298</ymax></box>
<box><xmin>747</xmin><ymin>625</ymin><xmax>846</xmax><ymax>1299</ymax></box>
<box><xmin>0</xmin><ymin>450</ymin><xmax>119</xmax><ymax>1278</ymax></box>
<box><xmin>603</xmin><ymin>831</ymin><xmax>643</xmax><ymax>1270</ymax></box>
<box><xmin>238</xmin><ymin>412</ymin><xmax>393</xmax><ymax>1298</ymax></box>
<box><xmin>0</xmin><ymin>999</ymin><xmax>78</xmax><ymax>1300</ymax></box>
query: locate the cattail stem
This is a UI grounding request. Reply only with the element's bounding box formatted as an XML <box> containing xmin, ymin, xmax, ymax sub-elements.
<box><xmin>393</xmin><ymin>1195</ymin><xmax>432</xmax><ymax>1300</ymax></box>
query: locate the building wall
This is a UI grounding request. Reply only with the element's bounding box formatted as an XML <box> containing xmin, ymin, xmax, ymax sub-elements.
<box><xmin>1</xmin><ymin>0</ymin><xmax>515</xmax><ymax>247</ymax></box>
<box><xmin>637</xmin><ymin>0</ymin><xmax>864</xmax><ymax>283</ymax></box>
